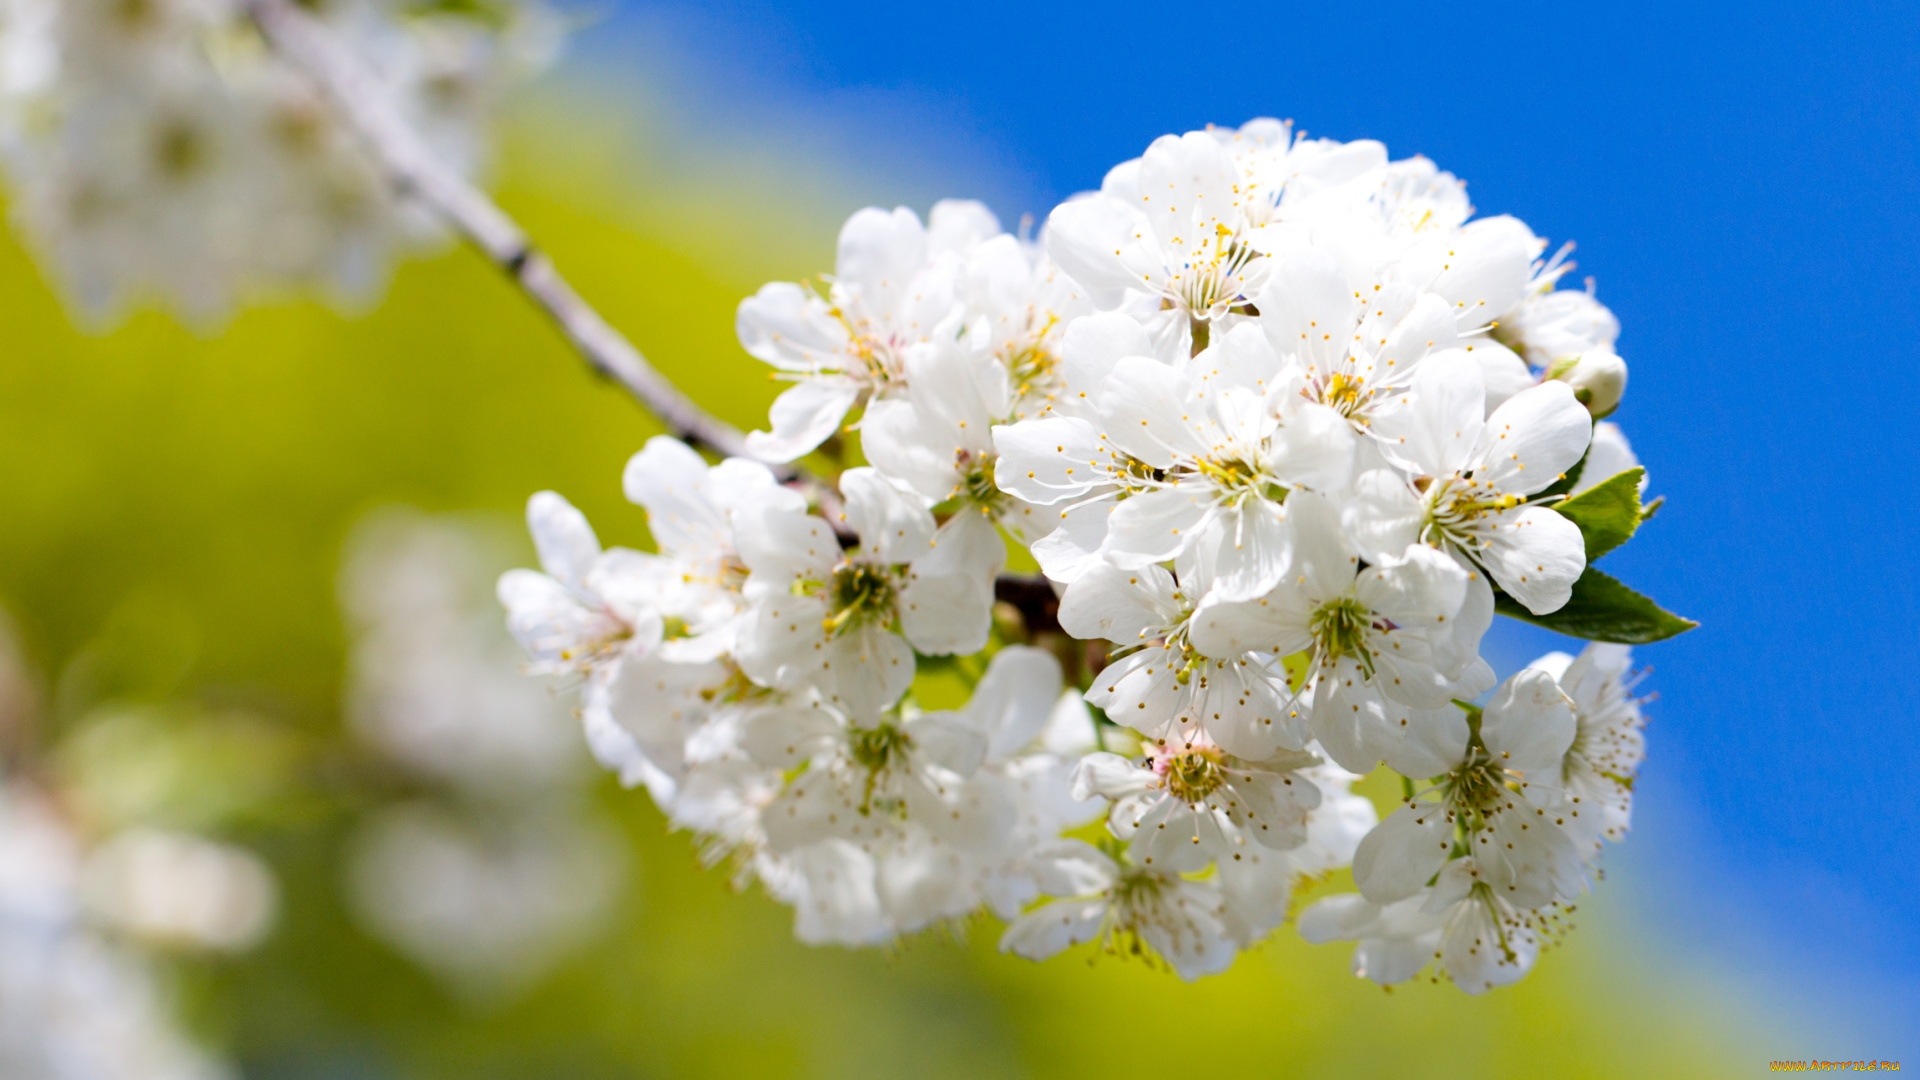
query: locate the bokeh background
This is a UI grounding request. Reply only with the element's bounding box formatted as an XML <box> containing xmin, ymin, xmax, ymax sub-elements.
<box><xmin>2</xmin><ymin>0</ymin><xmax>1915</xmax><ymax>1075</ymax></box>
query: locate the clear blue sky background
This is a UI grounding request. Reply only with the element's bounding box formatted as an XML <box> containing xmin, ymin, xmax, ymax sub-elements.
<box><xmin>573</xmin><ymin>0</ymin><xmax>1919</xmax><ymax>1046</ymax></box>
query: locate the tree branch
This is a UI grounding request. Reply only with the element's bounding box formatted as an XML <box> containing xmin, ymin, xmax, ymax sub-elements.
<box><xmin>239</xmin><ymin>0</ymin><xmax>764</xmax><ymax>466</ymax></box>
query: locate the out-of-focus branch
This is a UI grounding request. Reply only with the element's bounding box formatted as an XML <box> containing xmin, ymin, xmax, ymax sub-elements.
<box><xmin>239</xmin><ymin>0</ymin><xmax>764</xmax><ymax>466</ymax></box>
<box><xmin>246</xmin><ymin>0</ymin><xmax>1041</xmax><ymax>564</ymax></box>
<box><xmin>993</xmin><ymin>573</ymin><xmax>1061</xmax><ymax>635</ymax></box>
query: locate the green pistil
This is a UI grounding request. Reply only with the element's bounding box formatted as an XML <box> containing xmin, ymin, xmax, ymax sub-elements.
<box><xmin>1423</xmin><ymin>478</ymin><xmax>1522</xmax><ymax>548</ymax></box>
<box><xmin>1111</xmin><ymin>864</ymin><xmax>1167</xmax><ymax>913</ymax></box>
<box><xmin>821</xmin><ymin>562</ymin><xmax>897</xmax><ymax>637</ymax></box>
<box><xmin>1446</xmin><ymin>758</ymin><xmax>1507</xmax><ymax>813</ymax></box>
<box><xmin>1471</xmin><ymin>881</ymin><xmax>1520</xmax><ymax>964</ymax></box>
<box><xmin>1193</xmin><ymin>455</ymin><xmax>1287</xmax><ymax>506</ymax></box>
<box><xmin>1172</xmin><ymin>646</ymin><xmax>1204</xmax><ymax>687</ymax></box>
<box><xmin>848</xmin><ymin>722</ymin><xmax>912</xmax><ymax>816</ymax></box>
<box><xmin>960</xmin><ymin>453</ymin><xmax>1006</xmax><ymax>513</ymax></box>
<box><xmin>1311</xmin><ymin>596</ymin><xmax>1374</xmax><ymax>671</ymax></box>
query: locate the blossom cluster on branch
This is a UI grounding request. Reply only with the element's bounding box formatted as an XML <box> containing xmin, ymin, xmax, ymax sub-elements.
<box><xmin>502</xmin><ymin>120</ymin><xmax>1687</xmax><ymax>988</ymax></box>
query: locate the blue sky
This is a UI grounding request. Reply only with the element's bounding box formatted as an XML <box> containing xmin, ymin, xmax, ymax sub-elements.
<box><xmin>573</xmin><ymin>0</ymin><xmax>1920</xmax><ymax>1043</ymax></box>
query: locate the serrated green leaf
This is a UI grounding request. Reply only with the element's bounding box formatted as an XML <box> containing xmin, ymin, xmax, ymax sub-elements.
<box><xmin>1551</xmin><ymin>467</ymin><xmax>1644</xmax><ymax>561</ymax></box>
<box><xmin>1494</xmin><ymin>565</ymin><xmax>1697</xmax><ymax>644</ymax></box>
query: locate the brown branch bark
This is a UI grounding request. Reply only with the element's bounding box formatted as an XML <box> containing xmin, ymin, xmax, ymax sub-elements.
<box><xmin>240</xmin><ymin>0</ymin><xmax>762</xmax><ymax>466</ymax></box>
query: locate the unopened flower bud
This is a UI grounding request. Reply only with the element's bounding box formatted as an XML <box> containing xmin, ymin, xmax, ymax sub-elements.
<box><xmin>1546</xmin><ymin>351</ymin><xmax>1628</xmax><ymax>418</ymax></box>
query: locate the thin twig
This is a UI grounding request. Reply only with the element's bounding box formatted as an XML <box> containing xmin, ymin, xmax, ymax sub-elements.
<box><xmin>240</xmin><ymin>0</ymin><xmax>761</xmax><ymax>466</ymax></box>
<box><xmin>246</xmin><ymin>0</ymin><xmax>1020</xmax><ymax>563</ymax></box>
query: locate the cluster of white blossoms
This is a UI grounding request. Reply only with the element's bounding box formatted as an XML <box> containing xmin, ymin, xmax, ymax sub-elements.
<box><xmin>503</xmin><ymin>118</ymin><xmax>1685</xmax><ymax>988</ymax></box>
<box><xmin>0</xmin><ymin>0</ymin><xmax>558</xmax><ymax>322</ymax></box>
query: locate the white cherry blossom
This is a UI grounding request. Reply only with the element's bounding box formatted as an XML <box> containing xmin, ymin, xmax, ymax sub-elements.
<box><xmin>1046</xmin><ymin>131</ymin><xmax>1269</xmax><ymax>355</ymax></box>
<box><xmin>1072</xmin><ymin>742</ymin><xmax>1322</xmax><ymax>872</ymax></box>
<box><xmin>0</xmin><ymin>0</ymin><xmax>555</xmax><ymax>323</ymax></box>
<box><xmin>1191</xmin><ymin>491</ymin><xmax>1492</xmax><ymax>774</ymax></box>
<box><xmin>496</xmin><ymin>491</ymin><xmax>663</xmax><ymax>679</ymax></box>
<box><xmin>1252</xmin><ymin>247</ymin><xmax>1462</xmax><ymax>447</ymax></box>
<box><xmin>1497</xmin><ymin>276</ymin><xmax>1621</xmax><ymax>369</ymax></box>
<box><xmin>1350</xmin><ymin>668</ymin><xmax>1586</xmax><ymax>909</ymax></box>
<box><xmin>1299</xmin><ymin>856</ymin><xmax>1546</xmax><ymax>994</ymax></box>
<box><xmin>1060</xmin><ymin>562</ymin><xmax>1302</xmax><ymax>758</ymax></box>
<box><xmin>990</xmin><ymin>312</ymin><xmax>1181</xmax><ymax>583</ymax></box>
<box><xmin>859</xmin><ymin>313</ymin><xmax>1034</xmax><ymax>572</ymax></box>
<box><xmin>733</xmin><ymin>467</ymin><xmax>993</xmax><ymax>715</ymax></box>
<box><xmin>1348</xmin><ymin>351</ymin><xmax>1593</xmax><ymax>617</ymax></box>
<box><xmin>737</xmin><ymin>202</ymin><xmax>986</xmax><ymax>461</ymax></box>
<box><xmin>1087</xmin><ymin>324</ymin><xmax>1354</xmax><ymax>603</ymax></box>
<box><xmin>1208</xmin><ymin>117</ymin><xmax>1386</xmax><ymax>239</ymax></box>
<box><xmin>493</xmin><ymin>117</ymin><xmax>1681</xmax><ymax>991</ymax></box>
<box><xmin>1531</xmin><ymin>643</ymin><xmax>1647</xmax><ymax>854</ymax></box>
<box><xmin>998</xmin><ymin>841</ymin><xmax>1237</xmax><ymax>982</ymax></box>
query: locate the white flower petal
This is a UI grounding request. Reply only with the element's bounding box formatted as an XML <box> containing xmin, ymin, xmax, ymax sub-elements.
<box><xmin>1479</xmin><ymin>668</ymin><xmax>1577</xmax><ymax>784</ymax></box>
<box><xmin>1480</xmin><ymin>505</ymin><xmax>1585</xmax><ymax>615</ymax></box>
<box><xmin>746</xmin><ymin>377</ymin><xmax>863</xmax><ymax>463</ymax></box>
<box><xmin>840</xmin><ymin>467</ymin><xmax>936</xmax><ymax>564</ymax></box>
<box><xmin>526</xmin><ymin>491</ymin><xmax>600</xmax><ymax>589</ymax></box>
<box><xmin>1352</xmin><ymin>804</ymin><xmax>1456</xmax><ymax>904</ymax></box>
<box><xmin>1000</xmin><ymin>897</ymin><xmax>1109</xmax><ymax>962</ymax></box>
<box><xmin>1098</xmin><ymin>357</ymin><xmax>1207</xmax><ymax>466</ymax></box>
<box><xmin>992</xmin><ymin>417</ymin><xmax>1106</xmax><ymax>504</ymax></box>
<box><xmin>1100</xmin><ymin>486</ymin><xmax>1212</xmax><ymax>568</ymax></box>
<box><xmin>836</xmin><ymin>206</ymin><xmax>928</xmax><ymax>318</ymax></box>
<box><xmin>1476</xmin><ymin>380</ymin><xmax>1592</xmax><ymax>496</ymax></box>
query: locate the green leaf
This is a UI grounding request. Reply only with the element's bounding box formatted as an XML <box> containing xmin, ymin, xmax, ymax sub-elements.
<box><xmin>1551</xmin><ymin>467</ymin><xmax>1645</xmax><ymax>561</ymax></box>
<box><xmin>1494</xmin><ymin>566</ymin><xmax>1697</xmax><ymax>643</ymax></box>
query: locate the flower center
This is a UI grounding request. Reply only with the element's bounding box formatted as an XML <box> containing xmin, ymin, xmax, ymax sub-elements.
<box><xmin>555</xmin><ymin>611</ymin><xmax>634</xmax><ymax>669</ymax></box>
<box><xmin>1443</xmin><ymin>755</ymin><xmax>1512</xmax><ymax>813</ymax></box>
<box><xmin>154</xmin><ymin>121</ymin><xmax>211</xmax><ymax>181</ymax></box>
<box><xmin>849</xmin><ymin>721</ymin><xmax>910</xmax><ymax>774</ymax></box>
<box><xmin>1191</xmin><ymin>454</ymin><xmax>1287</xmax><ymax>507</ymax></box>
<box><xmin>1422</xmin><ymin>476</ymin><xmax>1521</xmax><ymax>550</ymax></box>
<box><xmin>718</xmin><ymin>554</ymin><xmax>752</xmax><ymax>591</ymax></box>
<box><xmin>1317</xmin><ymin>371</ymin><xmax>1369</xmax><ymax>420</ymax></box>
<box><xmin>1310</xmin><ymin>595</ymin><xmax>1377</xmax><ymax>669</ymax></box>
<box><xmin>822</xmin><ymin>561</ymin><xmax>898</xmax><ymax>636</ymax></box>
<box><xmin>1005</xmin><ymin>315</ymin><xmax>1062</xmax><ymax>399</ymax></box>
<box><xmin>1171</xmin><ymin>231</ymin><xmax>1261</xmax><ymax>320</ymax></box>
<box><xmin>957</xmin><ymin>450</ymin><xmax>1006</xmax><ymax>512</ymax></box>
<box><xmin>822</xmin><ymin>303</ymin><xmax>903</xmax><ymax>386</ymax></box>
<box><xmin>847</xmin><ymin>721</ymin><xmax>913</xmax><ymax>816</ymax></box>
<box><xmin>1158</xmin><ymin>747</ymin><xmax>1229</xmax><ymax>804</ymax></box>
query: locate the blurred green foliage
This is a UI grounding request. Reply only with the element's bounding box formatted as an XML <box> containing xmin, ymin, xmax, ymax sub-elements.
<box><xmin>0</xmin><ymin>96</ymin><xmax>1757</xmax><ymax>1078</ymax></box>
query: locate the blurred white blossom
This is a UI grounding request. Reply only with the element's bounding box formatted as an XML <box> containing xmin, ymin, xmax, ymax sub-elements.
<box><xmin>340</xmin><ymin>509</ymin><xmax>625</xmax><ymax>1000</ymax></box>
<box><xmin>79</xmin><ymin>828</ymin><xmax>277</xmax><ymax>952</ymax></box>
<box><xmin>0</xmin><ymin>0</ymin><xmax>560</xmax><ymax>323</ymax></box>
<box><xmin>0</xmin><ymin>787</ymin><xmax>235</xmax><ymax>1080</ymax></box>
